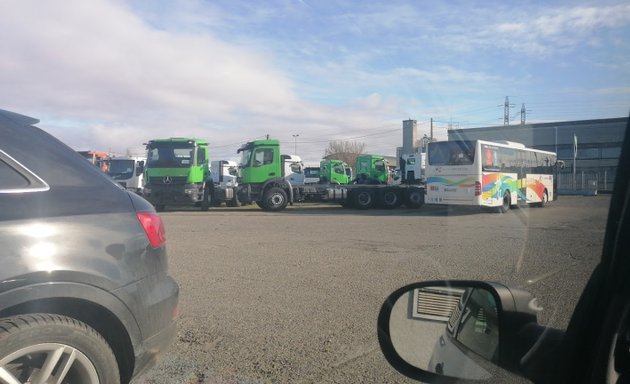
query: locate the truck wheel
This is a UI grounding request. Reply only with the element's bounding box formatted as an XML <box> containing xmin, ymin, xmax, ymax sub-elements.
<box><xmin>354</xmin><ymin>189</ymin><xmax>375</xmax><ymax>209</ymax></box>
<box><xmin>0</xmin><ymin>314</ymin><xmax>120</xmax><ymax>384</ymax></box>
<box><xmin>499</xmin><ymin>190</ymin><xmax>510</xmax><ymax>213</ymax></box>
<box><xmin>200</xmin><ymin>187</ymin><xmax>210</xmax><ymax>211</ymax></box>
<box><xmin>380</xmin><ymin>190</ymin><xmax>402</xmax><ymax>209</ymax></box>
<box><xmin>262</xmin><ymin>187</ymin><xmax>288</xmax><ymax>211</ymax></box>
<box><xmin>404</xmin><ymin>189</ymin><xmax>424</xmax><ymax>209</ymax></box>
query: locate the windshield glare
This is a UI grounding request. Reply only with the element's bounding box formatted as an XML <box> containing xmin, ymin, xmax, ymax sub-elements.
<box><xmin>429</xmin><ymin>141</ymin><xmax>475</xmax><ymax>166</ymax></box>
<box><xmin>106</xmin><ymin>159</ymin><xmax>135</xmax><ymax>177</ymax></box>
<box><xmin>147</xmin><ymin>145</ymin><xmax>193</xmax><ymax>168</ymax></box>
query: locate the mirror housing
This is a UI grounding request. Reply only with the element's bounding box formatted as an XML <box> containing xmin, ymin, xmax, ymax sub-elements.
<box><xmin>378</xmin><ymin>280</ymin><xmax>560</xmax><ymax>382</ymax></box>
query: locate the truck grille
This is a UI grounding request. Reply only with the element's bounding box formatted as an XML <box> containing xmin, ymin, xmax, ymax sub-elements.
<box><xmin>148</xmin><ymin>176</ymin><xmax>188</xmax><ymax>185</ymax></box>
<box><xmin>412</xmin><ymin>287</ymin><xmax>465</xmax><ymax>323</ymax></box>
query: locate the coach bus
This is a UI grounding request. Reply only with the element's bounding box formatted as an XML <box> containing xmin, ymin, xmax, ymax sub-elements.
<box><xmin>425</xmin><ymin>140</ymin><xmax>559</xmax><ymax>212</ymax></box>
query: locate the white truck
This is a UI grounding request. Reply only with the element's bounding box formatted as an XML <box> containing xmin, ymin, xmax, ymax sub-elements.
<box><xmin>398</xmin><ymin>153</ymin><xmax>425</xmax><ymax>184</ymax></box>
<box><xmin>210</xmin><ymin>160</ymin><xmax>241</xmax><ymax>206</ymax></box>
<box><xmin>106</xmin><ymin>155</ymin><xmax>146</xmax><ymax>194</ymax></box>
<box><xmin>303</xmin><ymin>163</ymin><xmax>321</xmax><ymax>184</ymax></box>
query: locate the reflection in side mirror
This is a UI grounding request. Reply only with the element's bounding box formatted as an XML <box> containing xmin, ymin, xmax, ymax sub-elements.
<box><xmin>378</xmin><ymin>281</ymin><xmax>554</xmax><ymax>383</ymax></box>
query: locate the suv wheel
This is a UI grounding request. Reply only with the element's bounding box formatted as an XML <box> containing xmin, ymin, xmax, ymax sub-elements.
<box><xmin>0</xmin><ymin>314</ymin><xmax>120</xmax><ymax>384</ymax></box>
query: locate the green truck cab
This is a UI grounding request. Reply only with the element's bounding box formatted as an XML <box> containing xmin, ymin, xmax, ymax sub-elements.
<box><xmin>142</xmin><ymin>138</ymin><xmax>211</xmax><ymax>211</ymax></box>
<box><xmin>354</xmin><ymin>154</ymin><xmax>390</xmax><ymax>184</ymax></box>
<box><xmin>319</xmin><ymin>159</ymin><xmax>352</xmax><ymax>184</ymax></box>
<box><xmin>237</xmin><ymin>139</ymin><xmax>297</xmax><ymax>211</ymax></box>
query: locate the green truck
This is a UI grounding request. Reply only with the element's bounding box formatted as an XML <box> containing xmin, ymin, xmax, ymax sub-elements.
<box><xmin>142</xmin><ymin>138</ymin><xmax>238</xmax><ymax>211</ymax></box>
<box><xmin>236</xmin><ymin>139</ymin><xmax>424</xmax><ymax>211</ymax></box>
<box><xmin>354</xmin><ymin>154</ymin><xmax>391</xmax><ymax>184</ymax></box>
<box><xmin>319</xmin><ymin>159</ymin><xmax>352</xmax><ymax>184</ymax></box>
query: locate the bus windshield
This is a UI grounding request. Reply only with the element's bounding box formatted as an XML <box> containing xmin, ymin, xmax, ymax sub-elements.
<box><xmin>428</xmin><ymin>141</ymin><xmax>475</xmax><ymax>166</ymax></box>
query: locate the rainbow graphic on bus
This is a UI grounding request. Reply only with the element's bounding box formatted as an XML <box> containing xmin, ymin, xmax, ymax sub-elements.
<box><xmin>425</xmin><ymin>176</ymin><xmax>476</xmax><ymax>188</ymax></box>
<box><xmin>482</xmin><ymin>173</ymin><xmax>547</xmax><ymax>202</ymax></box>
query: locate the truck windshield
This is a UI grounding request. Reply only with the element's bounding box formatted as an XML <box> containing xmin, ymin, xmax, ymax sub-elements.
<box><xmin>240</xmin><ymin>149</ymin><xmax>252</xmax><ymax>167</ymax></box>
<box><xmin>428</xmin><ymin>141</ymin><xmax>475</xmax><ymax>166</ymax></box>
<box><xmin>147</xmin><ymin>144</ymin><xmax>193</xmax><ymax>168</ymax></box>
<box><xmin>106</xmin><ymin>159</ymin><xmax>135</xmax><ymax>179</ymax></box>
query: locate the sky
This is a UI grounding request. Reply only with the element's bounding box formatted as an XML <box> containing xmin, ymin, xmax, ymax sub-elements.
<box><xmin>1</xmin><ymin>0</ymin><xmax>629</xmax><ymax>162</ymax></box>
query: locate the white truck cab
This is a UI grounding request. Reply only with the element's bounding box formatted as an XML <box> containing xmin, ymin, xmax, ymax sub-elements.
<box><xmin>106</xmin><ymin>155</ymin><xmax>146</xmax><ymax>194</ymax></box>
<box><xmin>211</xmin><ymin>160</ymin><xmax>239</xmax><ymax>187</ymax></box>
<box><xmin>282</xmin><ymin>154</ymin><xmax>305</xmax><ymax>186</ymax></box>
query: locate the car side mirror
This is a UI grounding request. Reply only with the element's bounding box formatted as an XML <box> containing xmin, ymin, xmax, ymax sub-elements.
<box><xmin>377</xmin><ymin>280</ymin><xmax>562</xmax><ymax>382</ymax></box>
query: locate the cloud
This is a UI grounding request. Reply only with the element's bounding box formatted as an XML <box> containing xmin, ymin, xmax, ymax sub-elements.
<box><xmin>485</xmin><ymin>4</ymin><xmax>630</xmax><ymax>55</ymax></box>
<box><xmin>0</xmin><ymin>0</ymin><xmax>304</xmax><ymax>144</ymax></box>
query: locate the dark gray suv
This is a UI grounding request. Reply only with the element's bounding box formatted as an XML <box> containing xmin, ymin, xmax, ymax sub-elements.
<box><xmin>0</xmin><ymin>109</ymin><xmax>179</xmax><ymax>384</ymax></box>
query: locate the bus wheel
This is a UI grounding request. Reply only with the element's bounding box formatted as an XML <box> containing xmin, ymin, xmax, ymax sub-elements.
<box><xmin>405</xmin><ymin>189</ymin><xmax>424</xmax><ymax>209</ymax></box>
<box><xmin>354</xmin><ymin>189</ymin><xmax>375</xmax><ymax>209</ymax></box>
<box><xmin>262</xmin><ymin>187</ymin><xmax>288</xmax><ymax>211</ymax></box>
<box><xmin>499</xmin><ymin>191</ymin><xmax>510</xmax><ymax>213</ymax></box>
<box><xmin>380</xmin><ymin>190</ymin><xmax>401</xmax><ymax>209</ymax></box>
<box><xmin>536</xmin><ymin>190</ymin><xmax>548</xmax><ymax>208</ymax></box>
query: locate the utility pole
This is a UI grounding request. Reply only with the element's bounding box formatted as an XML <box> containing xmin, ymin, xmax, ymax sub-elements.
<box><xmin>502</xmin><ymin>96</ymin><xmax>515</xmax><ymax>125</ymax></box>
<box><xmin>430</xmin><ymin>118</ymin><xmax>433</xmax><ymax>141</ymax></box>
<box><xmin>292</xmin><ymin>134</ymin><xmax>299</xmax><ymax>155</ymax></box>
<box><xmin>520</xmin><ymin>103</ymin><xmax>532</xmax><ymax>125</ymax></box>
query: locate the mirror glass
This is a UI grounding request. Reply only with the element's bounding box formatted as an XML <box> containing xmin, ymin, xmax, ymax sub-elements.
<box><xmin>388</xmin><ymin>285</ymin><xmax>499</xmax><ymax>380</ymax></box>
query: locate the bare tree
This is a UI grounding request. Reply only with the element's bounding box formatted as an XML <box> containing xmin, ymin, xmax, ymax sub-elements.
<box><xmin>323</xmin><ymin>140</ymin><xmax>366</xmax><ymax>167</ymax></box>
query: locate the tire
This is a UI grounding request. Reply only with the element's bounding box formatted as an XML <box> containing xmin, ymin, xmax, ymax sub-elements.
<box><xmin>255</xmin><ymin>201</ymin><xmax>266</xmax><ymax>209</ymax></box>
<box><xmin>380</xmin><ymin>190</ymin><xmax>402</xmax><ymax>209</ymax></box>
<box><xmin>499</xmin><ymin>190</ymin><xmax>510</xmax><ymax>213</ymax></box>
<box><xmin>536</xmin><ymin>190</ymin><xmax>549</xmax><ymax>208</ymax></box>
<box><xmin>200</xmin><ymin>187</ymin><xmax>210</xmax><ymax>211</ymax></box>
<box><xmin>404</xmin><ymin>189</ymin><xmax>424</xmax><ymax>209</ymax></box>
<box><xmin>0</xmin><ymin>314</ymin><xmax>120</xmax><ymax>384</ymax></box>
<box><xmin>155</xmin><ymin>204</ymin><xmax>165</xmax><ymax>212</ymax></box>
<box><xmin>262</xmin><ymin>187</ymin><xmax>288</xmax><ymax>211</ymax></box>
<box><xmin>354</xmin><ymin>189</ymin><xmax>375</xmax><ymax>209</ymax></box>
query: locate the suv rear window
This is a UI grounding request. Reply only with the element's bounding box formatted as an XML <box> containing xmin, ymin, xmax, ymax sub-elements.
<box><xmin>0</xmin><ymin>159</ymin><xmax>29</xmax><ymax>189</ymax></box>
<box><xmin>0</xmin><ymin>150</ymin><xmax>49</xmax><ymax>193</ymax></box>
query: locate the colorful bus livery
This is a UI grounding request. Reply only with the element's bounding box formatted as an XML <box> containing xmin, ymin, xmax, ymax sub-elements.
<box><xmin>426</xmin><ymin>140</ymin><xmax>558</xmax><ymax>212</ymax></box>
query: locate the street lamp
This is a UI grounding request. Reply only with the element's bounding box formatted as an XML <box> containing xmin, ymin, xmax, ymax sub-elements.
<box><xmin>292</xmin><ymin>134</ymin><xmax>299</xmax><ymax>155</ymax></box>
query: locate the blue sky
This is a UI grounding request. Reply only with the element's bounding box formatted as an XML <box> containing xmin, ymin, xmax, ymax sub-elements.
<box><xmin>1</xmin><ymin>0</ymin><xmax>628</xmax><ymax>161</ymax></box>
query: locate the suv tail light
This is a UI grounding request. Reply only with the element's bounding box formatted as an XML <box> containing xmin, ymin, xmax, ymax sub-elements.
<box><xmin>474</xmin><ymin>181</ymin><xmax>482</xmax><ymax>196</ymax></box>
<box><xmin>137</xmin><ymin>212</ymin><xmax>166</xmax><ymax>248</ymax></box>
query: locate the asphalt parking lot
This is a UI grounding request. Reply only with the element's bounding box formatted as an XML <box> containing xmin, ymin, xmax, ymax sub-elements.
<box><xmin>138</xmin><ymin>195</ymin><xmax>610</xmax><ymax>384</ymax></box>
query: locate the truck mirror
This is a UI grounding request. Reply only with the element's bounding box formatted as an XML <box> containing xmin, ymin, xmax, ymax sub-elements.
<box><xmin>136</xmin><ymin>161</ymin><xmax>145</xmax><ymax>176</ymax></box>
<box><xmin>378</xmin><ymin>280</ymin><xmax>555</xmax><ymax>383</ymax></box>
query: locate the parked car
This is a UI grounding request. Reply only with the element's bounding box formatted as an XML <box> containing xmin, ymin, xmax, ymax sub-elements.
<box><xmin>0</xmin><ymin>109</ymin><xmax>179</xmax><ymax>384</ymax></box>
<box><xmin>377</xmin><ymin>117</ymin><xmax>629</xmax><ymax>383</ymax></box>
